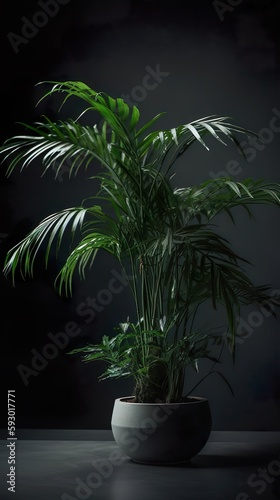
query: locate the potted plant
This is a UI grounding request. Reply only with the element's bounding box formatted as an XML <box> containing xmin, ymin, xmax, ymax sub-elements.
<box><xmin>1</xmin><ymin>81</ymin><xmax>280</xmax><ymax>463</ymax></box>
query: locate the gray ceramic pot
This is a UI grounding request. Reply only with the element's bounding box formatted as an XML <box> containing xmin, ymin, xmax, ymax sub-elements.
<box><xmin>111</xmin><ymin>395</ymin><xmax>212</xmax><ymax>464</ymax></box>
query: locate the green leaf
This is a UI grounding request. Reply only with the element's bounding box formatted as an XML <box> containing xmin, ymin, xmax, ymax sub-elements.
<box><xmin>136</xmin><ymin>112</ymin><xmax>166</xmax><ymax>138</ymax></box>
<box><xmin>130</xmin><ymin>106</ymin><xmax>140</xmax><ymax>131</ymax></box>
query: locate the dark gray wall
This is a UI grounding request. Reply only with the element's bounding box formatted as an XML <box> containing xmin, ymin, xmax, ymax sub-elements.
<box><xmin>0</xmin><ymin>0</ymin><xmax>280</xmax><ymax>430</ymax></box>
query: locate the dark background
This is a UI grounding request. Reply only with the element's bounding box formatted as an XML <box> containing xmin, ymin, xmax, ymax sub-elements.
<box><xmin>0</xmin><ymin>0</ymin><xmax>280</xmax><ymax>431</ymax></box>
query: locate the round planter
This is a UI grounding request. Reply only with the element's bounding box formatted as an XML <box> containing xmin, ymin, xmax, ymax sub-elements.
<box><xmin>111</xmin><ymin>395</ymin><xmax>212</xmax><ymax>464</ymax></box>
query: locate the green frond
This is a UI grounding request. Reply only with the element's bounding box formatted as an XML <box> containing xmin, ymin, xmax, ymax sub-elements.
<box><xmin>56</xmin><ymin>232</ymin><xmax>120</xmax><ymax>296</ymax></box>
<box><xmin>4</xmin><ymin>207</ymin><xmax>89</xmax><ymax>284</ymax></box>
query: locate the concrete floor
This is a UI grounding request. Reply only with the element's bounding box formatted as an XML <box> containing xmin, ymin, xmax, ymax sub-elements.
<box><xmin>0</xmin><ymin>431</ymin><xmax>280</xmax><ymax>500</ymax></box>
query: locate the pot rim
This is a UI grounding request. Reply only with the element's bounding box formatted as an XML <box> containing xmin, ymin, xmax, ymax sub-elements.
<box><xmin>115</xmin><ymin>395</ymin><xmax>209</xmax><ymax>405</ymax></box>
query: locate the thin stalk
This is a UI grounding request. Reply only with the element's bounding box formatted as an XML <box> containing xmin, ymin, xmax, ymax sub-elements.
<box><xmin>151</xmin><ymin>259</ymin><xmax>164</xmax><ymax>328</ymax></box>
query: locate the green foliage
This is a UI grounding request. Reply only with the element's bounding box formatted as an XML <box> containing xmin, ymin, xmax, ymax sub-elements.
<box><xmin>1</xmin><ymin>80</ymin><xmax>280</xmax><ymax>402</ymax></box>
<box><xmin>69</xmin><ymin>319</ymin><xmax>222</xmax><ymax>403</ymax></box>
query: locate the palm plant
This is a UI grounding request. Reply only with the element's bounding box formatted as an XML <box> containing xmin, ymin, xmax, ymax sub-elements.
<box><xmin>1</xmin><ymin>80</ymin><xmax>280</xmax><ymax>403</ymax></box>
